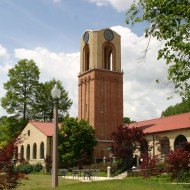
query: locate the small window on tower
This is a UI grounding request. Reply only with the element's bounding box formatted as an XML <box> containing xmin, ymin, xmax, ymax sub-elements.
<box><xmin>85</xmin><ymin>104</ymin><xmax>88</xmax><ymax>114</ymax></box>
<box><xmin>100</xmin><ymin>79</ymin><xmax>104</xmax><ymax>92</ymax></box>
<box><xmin>28</xmin><ymin>130</ymin><xmax>30</xmax><ymax>136</ymax></box>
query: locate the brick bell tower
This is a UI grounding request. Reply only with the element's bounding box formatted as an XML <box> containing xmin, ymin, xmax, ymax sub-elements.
<box><xmin>78</xmin><ymin>28</ymin><xmax>123</xmax><ymax>159</ymax></box>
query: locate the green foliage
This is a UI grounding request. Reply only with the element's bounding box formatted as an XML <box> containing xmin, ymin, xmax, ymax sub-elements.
<box><xmin>58</xmin><ymin>117</ymin><xmax>97</xmax><ymax>167</ymax></box>
<box><xmin>31</xmin><ymin>79</ymin><xmax>72</xmax><ymax>122</ymax></box>
<box><xmin>126</xmin><ymin>0</ymin><xmax>190</xmax><ymax>97</ymax></box>
<box><xmin>123</xmin><ymin>117</ymin><xmax>135</xmax><ymax>124</ymax></box>
<box><xmin>1</xmin><ymin>59</ymin><xmax>40</xmax><ymax>120</ymax></box>
<box><xmin>0</xmin><ymin>116</ymin><xmax>27</xmax><ymax>148</ymax></box>
<box><xmin>16</xmin><ymin>163</ymin><xmax>33</xmax><ymax>174</ymax></box>
<box><xmin>176</xmin><ymin>171</ymin><xmax>190</xmax><ymax>183</ymax></box>
<box><xmin>16</xmin><ymin>162</ymin><xmax>43</xmax><ymax>174</ymax></box>
<box><xmin>0</xmin><ymin>59</ymin><xmax>72</xmax><ymax>145</ymax></box>
<box><xmin>161</xmin><ymin>96</ymin><xmax>190</xmax><ymax>117</ymax></box>
<box><xmin>32</xmin><ymin>163</ymin><xmax>43</xmax><ymax>173</ymax></box>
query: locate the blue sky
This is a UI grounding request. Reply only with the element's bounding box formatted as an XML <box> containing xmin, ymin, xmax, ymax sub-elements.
<box><xmin>0</xmin><ymin>0</ymin><xmax>145</xmax><ymax>52</ymax></box>
<box><xmin>0</xmin><ymin>0</ymin><xmax>181</xmax><ymax>121</ymax></box>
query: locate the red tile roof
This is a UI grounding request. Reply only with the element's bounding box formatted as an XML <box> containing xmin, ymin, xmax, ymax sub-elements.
<box><xmin>29</xmin><ymin>121</ymin><xmax>61</xmax><ymax>136</ymax></box>
<box><xmin>127</xmin><ymin>112</ymin><xmax>190</xmax><ymax>134</ymax></box>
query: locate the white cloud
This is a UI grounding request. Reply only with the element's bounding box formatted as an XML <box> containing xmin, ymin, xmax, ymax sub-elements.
<box><xmin>14</xmin><ymin>47</ymin><xmax>80</xmax><ymax>117</ymax></box>
<box><xmin>0</xmin><ymin>45</ymin><xmax>12</xmax><ymax>117</ymax></box>
<box><xmin>0</xmin><ymin>26</ymin><xmax>181</xmax><ymax>121</ymax></box>
<box><xmin>111</xmin><ymin>26</ymin><xmax>181</xmax><ymax>120</ymax></box>
<box><xmin>87</xmin><ymin>0</ymin><xmax>132</xmax><ymax>12</ymax></box>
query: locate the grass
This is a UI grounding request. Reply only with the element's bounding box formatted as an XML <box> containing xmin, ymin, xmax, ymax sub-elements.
<box><xmin>17</xmin><ymin>174</ymin><xmax>190</xmax><ymax>190</ymax></box>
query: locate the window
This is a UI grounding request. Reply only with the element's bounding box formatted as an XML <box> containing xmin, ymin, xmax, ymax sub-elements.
<box><xmin>26</xmin><ymin>144</ymin><xmax>30</xmax><ymax>160</ymax></box>
<box><xmin>40</xmin><ymin>142</ymin><xmax>45</xmax><ymax>159</ymax></box>
<box><xmin>20</xmin><ymin>145</ymin><xmax>24</xmax><ymax>159</ymax></box>
<box><xmin>140</xmin><ymin>140</ymin><xmax>148</xmax><ymax>154</ymax></box>
<box><xmin>27</xmin><ymin>130</ymin><xmax>30</xmax><ymax>136</ymax></box>
<box><xmin>33</xmin><ymin>143</ymin><xmax>37</xmax><ymax>159</ymax></box>
<box><xmin>174</xmin><ymin>135</ymin><xmax>187</xmax><ymax>149</ymax></box>
<box><xmin>15</xmin><ymin>146</ymin><xmax>18</xmax><ymax>159</ymax></box>
<box><xmin>160</xmin><ymin>137</ymin><xmax>170</xmax><ymax>155</ymax></box>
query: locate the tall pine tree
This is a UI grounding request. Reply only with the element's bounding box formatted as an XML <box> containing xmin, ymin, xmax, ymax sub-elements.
<box><xmin>1</xmin><ymin>59</ymin><xmax>40</xmax><ymax>120</ymax></box>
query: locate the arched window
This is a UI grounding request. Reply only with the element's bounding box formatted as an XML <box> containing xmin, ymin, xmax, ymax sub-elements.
<box><xmin>20</xmin><ymin>145</ymin><xmax>24</xmax><ymax>159</ymax></box>
<box><xmin>33</xmin><ymin>143</ymin><xmax>37</xmax><ymax>159</ymax></box>
<box><xmin>103</xmin><ymin>43</ymin><xmax>115</xmax><ymax>71</ymax></box>
<box><xmin>15</xmin><ymin>146</ymin><xmax>18</xmax><ymax>159</ymax></box>
<box><xmin>140</xmin><ymin>139</ymin><xmax>148</xmax><ymax>155</ymax></box>
<box><xmin>174</xmin><ymin>135</ymin><xmax>187</xmax><ymax>149</ymax></box>
<box><xmin>40</xmin><ymin>142</ymin><xmax>45</xmax><ymax>159</ymax></box>
<box><xmin>83</xmin><ymin>45</ymin><xmax>90</xmax><ymax>71</ymax></box>
<box><xmin>160</xmin><ymin>137</ymin><xmax>170</xmax><ymax>155</ymax></box>
<box><xmin>26</xmin><ymin>144</ymin><xmax>30</xmax><ymax>160</ymax></box>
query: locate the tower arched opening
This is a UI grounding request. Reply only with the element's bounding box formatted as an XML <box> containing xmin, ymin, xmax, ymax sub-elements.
<box><xmin>83</xmin><ymin>45</ymin><xmax>90</xmax><ymax>72</ymax></box>
<box><xmin>103</xmin><ymin>43</ymin><xmax>115</xmax><ymax>71</ymax></box>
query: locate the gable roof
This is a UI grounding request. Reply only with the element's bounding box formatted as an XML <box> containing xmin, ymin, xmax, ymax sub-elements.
<box><xmin>127</xmin><ymin>112</ymin><xmax>190</xmax><ymax>134</ymax></box>
<box><xmin>29</xmin><ymin>121</ymin><xmax>61</xmax><ymax>137</ymax></box>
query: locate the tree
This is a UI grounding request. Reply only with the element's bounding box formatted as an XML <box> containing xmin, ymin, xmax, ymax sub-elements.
<box><xmin>0</xmin><ymin>138</ymin><xmax>26</xmax><ymax>189</ymax></box>
<box><xmin>1</xmin><ymin>59</ymin><xmax>40</xmax><ymax>120</ymax></box>
<box><xmin>31</xmin><ymin>79</ymin><xmax>72</xmax><ymax>122</ymax></box>
<box><xmin>126</xmin><ymin>0</ymin><xmax>190</xmax><ymax>97</ymax></box>
<box><xmin>123</xmin><ymin>117</ymin><xmax>135</xmax><ymax>124</ymax></box>
<box><xmin>161</xmin><ymin>97</ymin><xmax>190</xmax><ymax>117</ymax></box>
<box><xmin>0</xmin><ymin>116</ymin><xmax>27</xmax><ymax>148</ymax></box>
<box><xmin>58</xmin><ymin>117</ymin><xmax>97</xmax><ymax>167</ymax></box>
<box><xmin>111</xmin><ymin>125</ymin><xmax>147</xmax><ymax>169</ymax></box>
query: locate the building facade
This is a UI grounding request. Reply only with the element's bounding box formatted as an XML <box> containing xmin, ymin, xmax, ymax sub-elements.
<box><xmin>78</xmin><ymin>29</ymin><xmax>123</xmax><ymax>158</ymax></box>
<box><xmin>128</xmin><ymin>112</ymin><xmax>190</xmax><ymax>163</ymax></box>
<box><xmin>17</xmin><ymin>121</ymin><xmax>53</xmax><ymax>166</ymax></box>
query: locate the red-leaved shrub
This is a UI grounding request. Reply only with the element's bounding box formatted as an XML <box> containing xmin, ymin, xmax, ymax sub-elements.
<box><xmin>0</xmin><ymin>138</ymin><xmax>26</xmax><ymax>189</ymax></box>
<box><xmin>140</xmin><ymin>154</ymin><xmax>159</xmax><ymax>178</ymax></box>
<box><xmin>166</xmin><ymin>148</ymin><xmax>190</xmax><ymax>180</ymax></box>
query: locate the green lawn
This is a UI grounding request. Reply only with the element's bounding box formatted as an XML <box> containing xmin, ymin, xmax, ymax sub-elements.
<box><xmin>17</xmin><ymin>174</ymin><xmax>190</xmax><ymax>190</ymax></box>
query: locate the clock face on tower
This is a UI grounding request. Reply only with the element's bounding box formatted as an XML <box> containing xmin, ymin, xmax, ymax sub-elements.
<box><xmin>83</xmin><ymin>31</ymin><xmax>89</xmax><ymax>43</ymax></box>
<box><xmin>104</xmin><ymin>29</ymin><xmax>114</xmax><ymax>41</ymax></box>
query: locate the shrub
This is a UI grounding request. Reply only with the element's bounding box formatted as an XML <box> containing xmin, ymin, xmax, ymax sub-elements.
<box><xmin>0</xmin><ymin>138</ymin><xmax>26</xmax><ymax>189</ymax></box>
<box><xmin>32</xmin><ymin>163</ymin><xmax>43</xmax><ymax>172</ymax></box>
<box><xmin>44</xmin><ymin>155</ymin><xmax>52</xmax><ymax>172</ymax></box>
<box><xmin>16</xmin><ymin>162</ymin><xmax>43</xmax><ymax>174</ymax></box>
<box><xmin>16</xmin><ymin>162</ymin><xmax>33</xmax><ymax>174</ymax></box>
<box><xmin>166</xmin><ymin>148</ymin><xmax>190</xmax><ymax>181</ymax></box>
<box><xmin>140</xmin><ymin>154</ymin><xmax>160</xmax><ymax>178</ymax></box>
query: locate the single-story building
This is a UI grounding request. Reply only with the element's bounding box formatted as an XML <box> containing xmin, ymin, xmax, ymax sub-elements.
<box><xmin>18</xmin><ymin>112</ymin><xmax>190</xmax><ymax>165</ymax></box>
<box><xmin>128</xmin><ymin>112</ymin><xmax>190</xmax><ymax>159</ymax></box>
<box><xmin>17</xmin><ymin>121</ymin><xmax>58</xmax><ymax>166</ymax></box>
